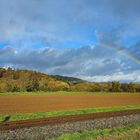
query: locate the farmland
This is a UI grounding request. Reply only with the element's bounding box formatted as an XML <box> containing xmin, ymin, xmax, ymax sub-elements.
<box><xmin>0</xmin><ymin>93</ymin><xmax>140</xmax><ymax>114</ymax></box>
<box><xmin>0</xmin><ymin>92</ymin><xmax>140</xmax><ymax>139</ymax></box>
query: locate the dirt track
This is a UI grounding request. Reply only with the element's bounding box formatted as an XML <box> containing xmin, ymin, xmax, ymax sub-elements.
<box><xmin>0</xmin><ymin>109</ymin><xmax>140</xmax><ymax>131</ymax></box>
<box><xmin>0</xmin><ymin>94</ymin><xmax>140</xmax><ymax>114</ymax></box>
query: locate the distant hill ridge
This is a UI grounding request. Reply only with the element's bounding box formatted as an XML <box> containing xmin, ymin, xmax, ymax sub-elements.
<box><xmin>51</xmin><ymin>75</ymin><xmax>86</xmax><ymax>85</ymax></box>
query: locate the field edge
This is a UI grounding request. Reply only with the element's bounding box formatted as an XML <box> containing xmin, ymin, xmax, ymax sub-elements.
<box><xmin>0</xmin><ymin>91</ymin><xmax>140</xmax><ymax>96</ymax></box>
<box><xmin>0</xmin><ymin>105</ymin><xmax>140</xmax><ymax>122</ymax></box>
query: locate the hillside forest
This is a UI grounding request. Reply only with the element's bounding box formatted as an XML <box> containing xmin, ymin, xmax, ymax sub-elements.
<box><xmin>0</xmin><ymin>67</ymin><xmax>140</xmax><ymax>93</ymax></box>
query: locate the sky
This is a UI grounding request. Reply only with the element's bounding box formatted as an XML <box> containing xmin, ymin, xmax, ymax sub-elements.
<box><xmin>0</xmin><ymin>0</ymin><xmax>140</xmax><ymax>82</ymax></box>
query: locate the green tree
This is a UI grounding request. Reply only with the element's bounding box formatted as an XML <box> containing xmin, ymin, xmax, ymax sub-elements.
<box><xmin>110</xmin><ymin>81</ymin><xmax>122</xmax><ymax>92</ymax></box>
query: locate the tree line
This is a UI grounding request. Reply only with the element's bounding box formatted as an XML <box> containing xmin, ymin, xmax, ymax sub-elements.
<box><xmin>0</xmin><ymin>67</ymin><xmax>140</xmax><ymax>93</ymax></box>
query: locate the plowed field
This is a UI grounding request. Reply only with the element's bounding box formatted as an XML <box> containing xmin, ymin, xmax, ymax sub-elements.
<box><xmin>0</xmin><ymin>94</ymin><xmax>140</xmax><ymax>114</ymax></box>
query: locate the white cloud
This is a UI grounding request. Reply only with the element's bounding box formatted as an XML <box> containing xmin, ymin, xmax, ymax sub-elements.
<box><xmin>79</xmin><ymin>70</ymin><xmax>140</xmax><ymax>82</ymax></box>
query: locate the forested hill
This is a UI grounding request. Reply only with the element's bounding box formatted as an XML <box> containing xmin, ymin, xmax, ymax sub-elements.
<box><xmin>0</xmin><ymin>67</ymin><xmax>69</xmax><ymax>92</ymax></box>
<box><xmin>0</xmin><ymin>67</ymin><xmax>140</xmax><ymax>93</ymax></box>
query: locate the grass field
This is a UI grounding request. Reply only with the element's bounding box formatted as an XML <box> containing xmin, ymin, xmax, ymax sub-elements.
<box><xmin>0</xmin><ymin>105</ymin><xmax>140</xmax><ymax>122</ymax></box>
<box><xmin>52</xmin><ymin>122</ymin><xmax>140</xmax><ymax>140</ymax></box>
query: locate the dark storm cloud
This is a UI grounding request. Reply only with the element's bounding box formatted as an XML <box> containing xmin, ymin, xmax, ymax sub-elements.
<box><xmin>0</xmin><ymin>46</ymin><xmax>15</xmax><ymax>55</ymax></box>
<box><xmin>0</xmin><ymin>44</ymin><xmax>138</xmax><ymax>77</ymax></box>
<box><xmin>0</xmin><ymin>0</ymin><xmax>140</xmax><ymax>41</ymax></box>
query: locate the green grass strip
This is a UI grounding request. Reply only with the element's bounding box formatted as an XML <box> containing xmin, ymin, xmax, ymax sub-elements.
<box><xmin>0</xmin><ymin>91</ymin><xmax>140</xmax><ymax>96</ymax></box>
<box><xmin>0</xmin><ymin>91</ymin><xmax>102</xmax><ymax>96</ymax></box>
<box><xmin>51</xmin><ymin>122</ymin><xmax>140</xmax><ymax>140</ymax></box>
<box><xmin>0</xmin><ymin>105</ymin><xmax>140</xmax><ymax>122</ymax></box>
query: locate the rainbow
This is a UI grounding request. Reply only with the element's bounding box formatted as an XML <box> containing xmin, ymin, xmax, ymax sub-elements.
<box><xmin>102</xmin><ymin>44</ymin><xmax>140</xmax><ymax>65</ymax></box>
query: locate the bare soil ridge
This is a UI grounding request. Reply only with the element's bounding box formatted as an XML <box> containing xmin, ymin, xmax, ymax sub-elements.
<box><xmin>0</xmin><ymin>109</ymin><xmax>140</xmax><ymax>131</ymax></box>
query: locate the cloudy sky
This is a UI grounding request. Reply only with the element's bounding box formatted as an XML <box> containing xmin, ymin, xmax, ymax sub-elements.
<box><xmin>0</xmin><ymin>0</ymin><xmax>140</xmax><ymax>82</ymax></box>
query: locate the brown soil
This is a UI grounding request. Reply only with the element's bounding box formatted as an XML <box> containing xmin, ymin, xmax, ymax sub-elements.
<box><xmin>0</xmin><ymin>93</ymin><xmax>140</xmax><ymax>114</ymax></box>
<box><xmin>0</xmin><ymin>109</ymin><xmax>140</xmax><ymax>131</ymax></box>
